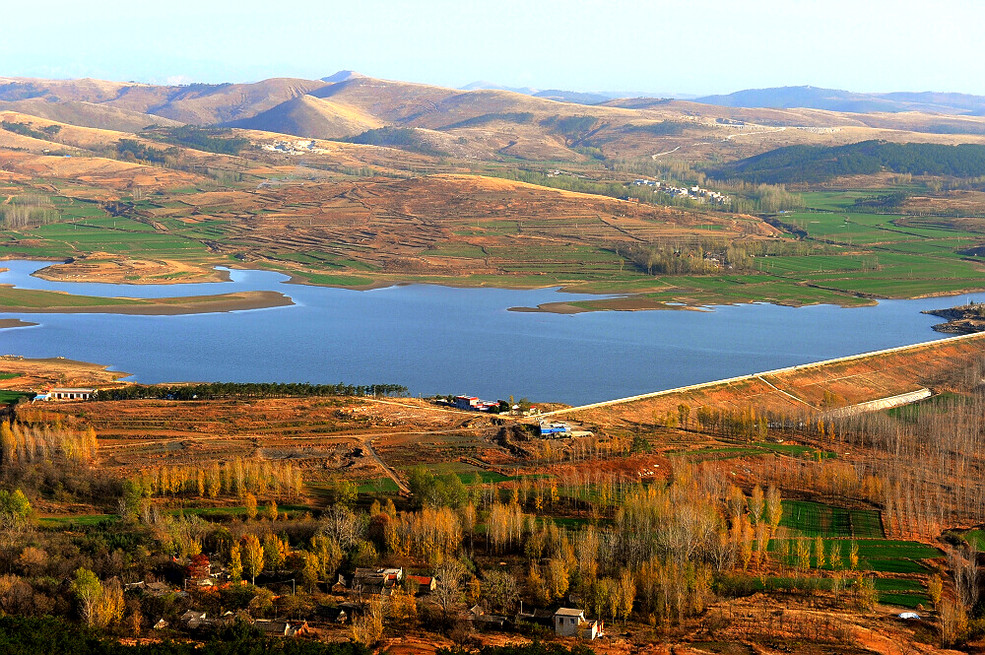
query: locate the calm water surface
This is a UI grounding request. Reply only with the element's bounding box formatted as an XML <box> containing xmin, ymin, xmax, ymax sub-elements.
<box><xmin>1</xmin><ymin>260</ymin><xmax>980</xmax><ymax>405</ymax></box>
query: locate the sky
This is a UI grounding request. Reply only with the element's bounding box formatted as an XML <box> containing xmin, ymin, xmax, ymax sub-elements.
<box><xmin>2</xmin><ymin>0</ymin><xmax>984</xmax><ymax>96</ymax></box>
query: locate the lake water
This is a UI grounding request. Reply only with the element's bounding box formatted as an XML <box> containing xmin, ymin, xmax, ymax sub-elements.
<box><xmin>0</xmin><ymin>260</ymin><xmax>981</xmax><ymax>405</ymax></box>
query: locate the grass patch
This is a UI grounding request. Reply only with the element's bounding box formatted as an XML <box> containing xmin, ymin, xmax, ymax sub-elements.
<box><xmin>355</xmin><ymin>478</ymin><xmax>400</xmax><ymax>494</ymax></box>
<box><xmin>39</xmin><ymin>514</ymin><xmax>115</xmax><ymax>527</ymax></box>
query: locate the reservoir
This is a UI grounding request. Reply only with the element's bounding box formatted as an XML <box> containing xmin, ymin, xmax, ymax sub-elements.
<box><xmin>0</xmin><ymin>260</ymin><xmax>980</xmax><ymax>405</ymax></box>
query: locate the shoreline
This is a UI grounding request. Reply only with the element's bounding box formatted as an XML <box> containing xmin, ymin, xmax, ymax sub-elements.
<box><xmin>6</xmin><ymin>257</ymin><xmax>985</xmax><ymax>315</ymax></box>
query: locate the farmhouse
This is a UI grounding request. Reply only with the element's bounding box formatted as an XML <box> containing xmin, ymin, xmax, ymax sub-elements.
<box><xmin>553</xmin><ymin>608</ymin><xmax>604</xmax><ymax>640</ymax></box>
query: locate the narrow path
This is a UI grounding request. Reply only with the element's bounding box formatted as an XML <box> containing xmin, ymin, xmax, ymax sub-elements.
<box><xmin>756</xmin><ymin>375</ymin><xmax>814</xmax><ymax>409</ymax></box>
<box><xmin>650</xmin><ymin>146</ymin><xmax>681</xmax><ymax>159</ymax></box>
<box><xmin>723</xmin><ymin>126</ymin><xmax>787</xmax><ymax>141</ymax></box>
<box><xmin>361</xmin><ymin>436</ymin><xmax>410</xmax><ymax>494</ymax></box>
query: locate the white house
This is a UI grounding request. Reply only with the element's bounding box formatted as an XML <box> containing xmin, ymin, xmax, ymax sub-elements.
<box><xmin>49</xmin><ymin>388</ymin><xmax>96</xmax><ymax>401</ymax></box>
<box><xmin>553</xmin><ymin>608</ymin><xmax>604</xmax><ymax>640</ymax></box>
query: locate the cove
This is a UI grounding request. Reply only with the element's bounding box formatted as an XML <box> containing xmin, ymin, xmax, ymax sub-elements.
<box><xmin>0</xmin><ymin>260</ymin><xmax>979</xmax><ymax>406</ymax></box>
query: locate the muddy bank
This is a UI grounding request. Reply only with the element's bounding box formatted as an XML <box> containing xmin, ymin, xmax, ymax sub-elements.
<box><xmin>923</xmin><ymin>305</ymin><xmax>985</xmax><ymax>334</ymax></box>
<box><xmin>0</xmin><ymin>319</ymin><xmax>37</xmax><ymax>329</ymax></box>
<box><xmin>509</xmin><ymin>296</ymin><xmax>701</xmax><ymax>314</ymax></box>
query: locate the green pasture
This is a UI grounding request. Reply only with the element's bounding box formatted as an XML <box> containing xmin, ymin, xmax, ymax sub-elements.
<box><xmin>0</xmin><ymin>287</ymin><xmax>140</xmax><ymax>309</ymax></box>
<box><xmin>172</xmin><ymin>504</ymin><xmax>309</xmax><ymax>518</ymax></box>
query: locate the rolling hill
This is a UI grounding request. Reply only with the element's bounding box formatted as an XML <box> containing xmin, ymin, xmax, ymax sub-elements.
<box><xmin>6</xmin><ymin>74</ymin><xmax>985</xmax><ymax>166</ymax></box>
<box><xmin>224</xmin><ymin>94</ymin><xmax>382</xmax><ymax>140</ymax></box>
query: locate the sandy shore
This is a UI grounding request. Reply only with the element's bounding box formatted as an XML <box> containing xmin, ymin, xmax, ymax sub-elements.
<box><xmin>0</xmin><ymin>291</ymin><xmax>294</xmax><ymax>315</ymax></box>
<box><xmin>31</xmin><ymin>258</ymin><xmax>231</xmax><ymax>285</ymax></box>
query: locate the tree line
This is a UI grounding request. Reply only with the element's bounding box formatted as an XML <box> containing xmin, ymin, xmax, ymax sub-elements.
<box><xmin>146</xmin><ymin>126</ymin><xmax>249</xmax><ymax>156</ymax></box>
<box><xmin>98</xmin><ymin>382</ymin><xmax>407</xmax><ymax>401</ymax></box>
<box><xmin>711</xmin><ymin>140</ymin><xmax>985</xmax><ymax>184</ymax></box>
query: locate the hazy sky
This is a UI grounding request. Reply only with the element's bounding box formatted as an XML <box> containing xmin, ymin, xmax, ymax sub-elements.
<box><xmin>3</xmin><ymin>0</ymin><xmax>983</xmax><ymax>96</ymax></box>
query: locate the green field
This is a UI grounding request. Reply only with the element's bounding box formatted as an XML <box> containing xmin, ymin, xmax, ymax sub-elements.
<box><xmin>0</xmin><ymin>390</ymin><xmax>30</xmax><ymax>404</ymax></box>
<box><xmin>780</xmin><ymin>500</ymin><xmax>884</xmax><ymax>539</ymax></box>
<box><xmin>776</xmin><ymin>500</ymin><xmax>941</xmax><ymax>575</ymax></box>
<box><xmin>874</xmin><ymin>577</ymin><xmax>930</xmax><ymax>608</ymax></box>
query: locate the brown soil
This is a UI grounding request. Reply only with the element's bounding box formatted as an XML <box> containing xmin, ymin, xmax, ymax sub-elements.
<box><xmin>0</xmin><ymin>355</ymin><xmax>128</xmax><ymax>390</ymax></box>
<box><xmin>26</xmin><ymin>395</ymin><xmax>489</xmax><ymax>486</ymax></box>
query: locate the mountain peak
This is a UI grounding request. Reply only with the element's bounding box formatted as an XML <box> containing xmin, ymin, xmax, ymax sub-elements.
<box><xmin>321</xmin><ymin>70</ymin><xmax>364</xmax><ymax>84</ymax></box>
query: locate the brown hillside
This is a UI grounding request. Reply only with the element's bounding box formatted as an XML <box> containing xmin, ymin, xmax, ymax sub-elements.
<box><xmin>131</xmin><ymin>77</ymin><xmax>329</xmax><ymax>124</ymax></box>
<box><xmin>191</xmin><ymin>173</ymin><xmax>776</xmax><ymax>278</ymax></box>
<box><xmin>311</xmin><ymin>76</ymin><xmax>462</xmax><ymax>122</ymax></box>
<box><xmin>226</xmin><ymin>94</ymin><xmax>382</xmax><ymax>139</ymax></box>
<box><xmin>0</xmin><ymin>150</ymin><xmax>201</xmax><ymax>192</ymax></box>
<box><xmin>0</xmin><ymin>98</ymin><xmax>183</xmax><ymax>132</ymax></box>
<box><xmin>0</xmin><ymin>77</ymin><xmax>133</xmax><ymax>104</ymax></box>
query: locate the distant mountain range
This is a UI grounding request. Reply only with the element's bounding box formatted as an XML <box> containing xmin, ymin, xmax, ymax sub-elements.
<box><xmin>463</xmin><ymin>81</ymin><xmax>985</xmax><ymax>115</ymax></box>
<box><xmin>697</xmin><ymin>86</ymin><xmax>985</xmax><ymax>115</ymax></box>
<box><xmin>460</xmin><ymin>80</ymin><xmax>679</xmax><ymax>105</ymax></box>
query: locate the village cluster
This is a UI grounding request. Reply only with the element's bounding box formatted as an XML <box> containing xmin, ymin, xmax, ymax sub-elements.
<box><xmin>449</xmin><ymin>395</ymin><xmax>584</xmax><ymax>437</ymax></box>
<box><xmin>260</xmin><ymin>139</ymin><xmax>332</xmax><ymax>155</ymax></box>
<box><xmin>130</xmin><ymin>558</ymin><xmax>604</xmax><ymax>641</ymax></box>
<box><xmin>632</xmin><ymin>178</ymin><xmax>731</xmax><ymax>204</ymax></box>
